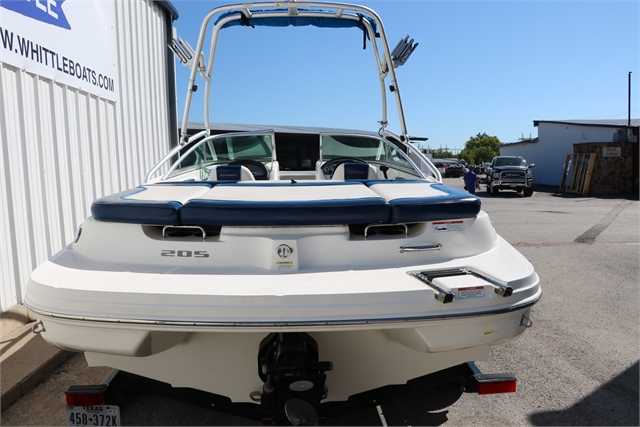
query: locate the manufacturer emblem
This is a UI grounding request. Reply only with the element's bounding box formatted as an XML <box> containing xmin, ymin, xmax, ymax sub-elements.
<box><xmin>275</xmin><ymin>244</ymin><xmax>294</xmax><ymax>259</ymax></box>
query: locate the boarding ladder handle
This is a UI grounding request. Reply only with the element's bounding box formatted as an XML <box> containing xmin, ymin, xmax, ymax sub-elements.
<box><xmin>466</xmin><ymin>270</ymin><xmax>513</xmax><ymax>297</ymax></box>
<box><xmin>410</xmin><ymin>272</ymin><xmax>454</xmax><ymax>303</ymax></box>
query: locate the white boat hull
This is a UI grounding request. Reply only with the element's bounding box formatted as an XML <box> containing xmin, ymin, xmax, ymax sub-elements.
<box><xmin>27</xmin><ymin>212</ymin><xmax>539</xmax><ymax>402</ymax></box>
<box><xmin>78</xmin><ymin>315</ymin><xmax>526</xmax><ymax>403</ymax></box>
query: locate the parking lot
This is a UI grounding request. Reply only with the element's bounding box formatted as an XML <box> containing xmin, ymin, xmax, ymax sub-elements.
<box><xmin>2</xmin><ymin>178</ymin><xmax>638</xmax><ymax>426</ymax></box>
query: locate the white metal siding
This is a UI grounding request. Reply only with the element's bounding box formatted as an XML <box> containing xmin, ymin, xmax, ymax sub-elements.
<box><xmin>1</xmin><ymin>0</ymin><xmax>174</xmax><ymax>311</ymax></box>
<box><xmin>531</xmin><ymin>123</ymin><xmax>580</xmax><ymax>186</ymax></box>
<box><xmin>501</xmin><ymin>123</ymin><xmax>628</xmax><ymax>187</ymax></box>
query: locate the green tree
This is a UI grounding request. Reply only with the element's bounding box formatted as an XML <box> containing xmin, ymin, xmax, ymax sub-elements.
<box><xmin>461</xmin><ymin>133</ymin><xmax>501</xmax><ymax>164</ymax></box>
<box><xmin>458</xmin><ymin>149</ymin><xmax>474</xmax><ymax>165</ymax></box>
<box><xmin>429</xmin><ymin>148</ymin><xmax>456</xmax><ymax>159</ymax></box>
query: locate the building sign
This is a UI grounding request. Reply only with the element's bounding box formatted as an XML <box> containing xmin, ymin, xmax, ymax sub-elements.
<box><xmin>603</xmin><ymin>147</ymin><xmax>621</xmax><ymax>157</ymax></box>
<box><xmin>0</xmin><ymin>0</ymin><xmax>117</xmax><ymax>101</ymax></box>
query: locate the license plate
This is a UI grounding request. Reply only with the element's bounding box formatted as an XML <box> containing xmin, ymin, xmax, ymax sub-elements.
<box><xmin>66</xmin><ymin>405</ymin><xmax>121</xmax><ymax>426</ymax></box>
<box><xmin>510</xmin><ymin>183</ymin><xmax>517</xmax><ymax>187</ymax></box>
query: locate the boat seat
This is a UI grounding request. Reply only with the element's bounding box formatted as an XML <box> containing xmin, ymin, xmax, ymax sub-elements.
<box><xmin>180</xmin><ymin>182</ymin><xmax>390</xmax><ymax>226</ymax></box>
<box><xmin>91</xmin><ymin>181</ymin><xmax>480</xmax><ymax>227</ymax></box>
<box><xmin>332</xmin><ymin>162</ymin><xmax>378</xmax><ymax>181</ymax></box>
<box><xmin>208</xmin><ymin>165</ymin><xmax>255</xmax><ymax>181</ymax></box>
<box><xmin>367</xmin><ymin>181</ymin><xmax>481</xmax><ymax>224</ymax></box>
<box><xmin>91</xmin><ymin>183</ymin><xmax>212</xmax><ymax>225</ymax></box>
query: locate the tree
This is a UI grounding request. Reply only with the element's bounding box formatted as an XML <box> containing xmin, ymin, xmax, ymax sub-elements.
<box><xmin>457</xmin><ymin>149</ymin><xmax>474</xmax><ymax>165</ymax></box>
<box><xmin>428</xmin><ymin>148</ymin><xmax>456</xmax><ymax>159</ymax></box>
<box><xmin>460</xmin><ymin>133</ymin><xmax>501</xmax><ymax>164</ymax></box>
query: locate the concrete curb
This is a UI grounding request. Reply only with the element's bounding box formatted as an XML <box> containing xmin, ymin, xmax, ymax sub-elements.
<box><xmin>1</xmin><ymin>306</ymin><xmax>75</xmax><ymax>412</ymax></box>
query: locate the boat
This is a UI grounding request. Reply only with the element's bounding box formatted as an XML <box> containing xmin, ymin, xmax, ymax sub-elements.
<box><xmin>25</xmin><ymin>1</ymin><xmax>541</xmax><ymax>423</ymax></box>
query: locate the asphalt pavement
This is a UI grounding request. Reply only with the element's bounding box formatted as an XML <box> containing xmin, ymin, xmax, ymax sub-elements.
<box><xmin>2</xmin><ymin>177</ymin><xmax>638</xmax><ymax>426</ymax></box>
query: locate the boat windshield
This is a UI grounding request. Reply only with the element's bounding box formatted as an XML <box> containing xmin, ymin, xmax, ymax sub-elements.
<box><xmin>166</xmin><ymin>133</ymin><xmax>274</xmax><ymax>179</ymax></box>
<box><xmin>322</xmin><ymin>134</ymin><xmax>420</xmax><ymax>177</ymax></box>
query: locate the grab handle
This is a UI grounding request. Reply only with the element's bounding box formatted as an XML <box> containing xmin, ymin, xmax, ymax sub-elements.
<box><xmin>399</xmin><ymin>244</ymin><xmax>442</xmax><ymax>253</ymax></box>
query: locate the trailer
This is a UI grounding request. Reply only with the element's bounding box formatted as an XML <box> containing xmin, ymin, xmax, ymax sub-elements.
<box><xmin>64</xmin><ymin>362</ymin><xmax>517</xmax><ymax>426</ymax></box>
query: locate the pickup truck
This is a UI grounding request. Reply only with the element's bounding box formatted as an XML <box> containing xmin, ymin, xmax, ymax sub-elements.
<box><xmin>485</xmin><ymin>156</ymin><xmax>535</xmax><ymax>197</ymax></box>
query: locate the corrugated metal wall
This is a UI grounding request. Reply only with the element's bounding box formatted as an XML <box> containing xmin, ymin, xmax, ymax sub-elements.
<box><xmin>0</xmin><ymin>0</ymin><xmax>175</xmax><ymax>312</ymax></box>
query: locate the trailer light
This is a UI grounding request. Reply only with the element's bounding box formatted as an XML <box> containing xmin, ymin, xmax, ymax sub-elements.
<box><xmin>64</xmin><ymin>384</ymin><xmax>107</xmax><ymax>406</ymax></box>
<box><xmin>473</xmin><ymin>373</ymin><xmax>517</xmax><ymax>394</ymax></box>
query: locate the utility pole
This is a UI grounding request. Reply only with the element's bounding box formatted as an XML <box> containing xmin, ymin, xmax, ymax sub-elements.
<box><xmin>629</xmin><ymin>72</ymin><xmax>632</xmax><ymax>126</ymax></box>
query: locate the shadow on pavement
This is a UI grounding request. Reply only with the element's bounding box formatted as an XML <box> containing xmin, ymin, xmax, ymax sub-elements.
<box><xmin>375</xmin><ymin>381</ymin><xmax>461</xmax><ymax>426</ymax></box>
<box><xmin>106</xmin><ymin>369</ymin><xmax>465</xmax><ymax>426</ymax></box>
<box><xmin>328</xmin><ymin>380</ymin><xmax>461</xmax><ymax>426</ymax></box>
<box><xmin>528</xmin><ymin>361</ymin><xmax>639</xmax><ymax>426</ymax></box>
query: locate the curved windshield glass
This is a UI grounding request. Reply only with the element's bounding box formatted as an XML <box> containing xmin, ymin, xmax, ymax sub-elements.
<box><xmin>321</xmin><ymin>134</ymin><xmax>420</xmax><ymax>177</ymax></box>
<box><xmin>167</xmin><ymin>132</ymin><xmax>274</xmax><ymax>179</ymax></box>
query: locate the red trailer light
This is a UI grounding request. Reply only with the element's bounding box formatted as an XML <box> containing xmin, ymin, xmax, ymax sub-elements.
<box><xmin>64</xmin><ymin>384</ymin><xmax>107</xmax><ymax>406</ymax></box>
<box><xmin>473</xmin><ymin>373</ymin><xmax>517</xmax><ymax>394</ymax></box>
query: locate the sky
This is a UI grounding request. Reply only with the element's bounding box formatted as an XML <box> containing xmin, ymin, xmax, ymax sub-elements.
<box><xmin>170</xmin><ymin>1</ymin><xmax>639</xmax><ymax>152</ymax></box>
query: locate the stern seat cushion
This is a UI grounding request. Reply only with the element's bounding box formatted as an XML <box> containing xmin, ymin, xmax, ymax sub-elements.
<box><xmin>91</xmin><ymin>183</ymin><xmax>212</xmax><ymax>225</ymax></box>
<box><xmin>180</xmin><ymin>182</ymin><xmax>390</xmax><ymax>226</ymax></box>
<box><xmin>367</xmin><ymin>181</ymin><xmax>481</xmax><ymax>223</ymax></box>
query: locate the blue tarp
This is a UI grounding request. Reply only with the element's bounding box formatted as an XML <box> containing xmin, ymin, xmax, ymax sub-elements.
<box><xmin>215</xmin><ymin>9</ymin><xmax>377</xmax><ymax>39</ymax></box>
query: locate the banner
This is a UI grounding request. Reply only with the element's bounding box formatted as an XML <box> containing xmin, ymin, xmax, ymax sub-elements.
<box><xmin>0</xmin><ymin>0</ymin><xmax>117</xmax><ymax>101</ymax></box>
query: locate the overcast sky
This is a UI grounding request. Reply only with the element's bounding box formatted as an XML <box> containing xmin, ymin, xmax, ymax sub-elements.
<box><xmin>171</xmin><ymin>1</ymin><xmax>639</xmax><ymax>151</ymax></box>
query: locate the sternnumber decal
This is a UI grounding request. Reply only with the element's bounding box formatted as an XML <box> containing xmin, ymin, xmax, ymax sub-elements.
<box><xmin>161</xmin><ymin>250</ymin><xmax>209</xmax><ymax>258</ymax></box>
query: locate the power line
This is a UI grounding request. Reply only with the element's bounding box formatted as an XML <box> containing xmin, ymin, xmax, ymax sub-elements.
<box><xmin>599</xmin><ymin>108</ymin><xmax>640</xmax><ymax>120</ymax></box>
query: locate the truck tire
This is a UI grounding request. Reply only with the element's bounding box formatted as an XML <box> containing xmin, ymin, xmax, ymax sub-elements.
<box><xmin>524</xmin><ymin>189</ymin><xmax>533</xmax><ymax>197</ymax></box>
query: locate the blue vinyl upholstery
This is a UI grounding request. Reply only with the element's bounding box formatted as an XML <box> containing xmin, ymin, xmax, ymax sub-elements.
<box><xmin>181</xmin><ymin>198</ymin><xmax>389</xmax><ymax>226</ymax></box>
<box><xmin>180</xmin><ymin>182</ymin><xmax>390</xmax><ymax>226</ymax></box>
<box><xmin>367</xmin><ymin>181</ymin><xmax>481</xmax><ymax>224</ymax></box>
<box><xmin>91</xmin><ymin>183</ymin><xmax>212</xmax><ymax>226</ymax></box>
<box><xmin>343</xmin><ymin>163</ymin><xmax>372</xmax><ymax>180</ymax></box>
<box><xmin>90</xmin><ymin>181</ymin><xmax>480</xmax><ymax>227</ymax></box>
<box><xmin>213</xmin><ymin>165</ymin><xmax>242</xmax><ymax>181</ymax></box>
